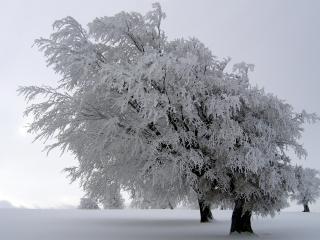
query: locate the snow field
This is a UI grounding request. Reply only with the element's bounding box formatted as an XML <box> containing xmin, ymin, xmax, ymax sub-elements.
<box><xmin>0</xmin><ymin>209</ymin><xmax>319</xmax><ymax>240</ymax></box>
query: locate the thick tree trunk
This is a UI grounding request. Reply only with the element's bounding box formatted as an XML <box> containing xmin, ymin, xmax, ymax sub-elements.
<box><xmin>198</xmin><ymin>198</ymin><xmax>213</xmax><ymax>223</ymax></box>
<box><xmin>230</xmin><ymin>199</ymin><xmax>253</xmax><ymax>234</ymax></box>
<box><xmin>303</xmin><ymin>204</ymin><xmax>310</xmax><ymax>212</ymax></box>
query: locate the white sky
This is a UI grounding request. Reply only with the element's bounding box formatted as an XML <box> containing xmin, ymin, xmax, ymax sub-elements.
<box><xmin>0</xmin><ymin>0</ymin><xmax>320</xmax><ymax>210</ymax></box>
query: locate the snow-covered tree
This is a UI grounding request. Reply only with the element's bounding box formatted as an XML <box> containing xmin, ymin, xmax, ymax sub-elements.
<box><xmin>18</xmin><ymin>3</ymin><xmax>223</xmax><ymax>223</ymax></box>
<box><xmin>220</xmin><ymin>84</ymin><xmax>314</xmax><ymax>233</ymax></box>
<box><xmin>18</xmin><ymin>2</ymin><xmax>317</xmax><ymax>234</ymax></box>
<box><xmin>80</xmin><ymin>170</ymin><xmax>125</xmax><ymax>209</ymax></box>
<box><xmin>79</xmin><ymin>197</ymin><xmax>99</xmax><ymax>209</ymax></box>
<box><xmin>292</xmin><ymin>167</ymin><xmax>320</xmax><ymax>212</ymax></box>
<box><xmin>102</xmin><ymin>183</ymin><xmax>125</xmax><ymax>209</ymax></box>
<box><xmin>130</xmin><ymin>184</ymin><xmax>176</xmax><ymax>209</ymax></box>
<box><xmin>130</xmin><ymin>175</ymin><xmax>190</xmax><ymax>209</ymax></box>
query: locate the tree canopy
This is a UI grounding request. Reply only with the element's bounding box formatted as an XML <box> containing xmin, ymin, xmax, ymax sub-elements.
<box><xmin>19</xmin><ymin>2</ymin><xmax>318</xmax><ymax>234</ymax></box>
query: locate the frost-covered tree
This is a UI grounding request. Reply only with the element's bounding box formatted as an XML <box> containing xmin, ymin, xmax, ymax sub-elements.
<box><xmin>18</xmin><ymin>3</ymin><xmax>224</xmax><ymax>223</ymax></box>
<box><xmin>102</xmin><ymin>183</ymin><xmax>125</xmax><ymax>209</ymax></box>
<box><xmin>79</xmin><ymin>197</ymin><xmax>99</xmax><ymax>209</ymax></box>
<box><xmin>80</xmin><ymin>170</ymin><xmax>125</xmax><ymax>209</ymax></box>
<box><xmin>130</xmin><ymin>184</ymin><xmax>176</xmax><ymax>209</ymax></box>
<box><xmin>18</xmin><ymin>2</ymin><xmax>317</xmax><ymax>235</ymax></box>
<box><xmin>130</xmin><ymin>175</ymin><xmax>190</xmax><ymax>209</ymax></box>
<box><xmin>221</xmin><ymin>86</ymin><xmax>315</xmax><ymax>233</ymax></box>
<box><xmin>292</xmin><ymin>167</ymin><xmax>320</xmax><ymax>212</ymax></box>
<box><xmin>184</xmin><ymin>65</ymin><xmax>317</xmax><ymax>233</ymax></box>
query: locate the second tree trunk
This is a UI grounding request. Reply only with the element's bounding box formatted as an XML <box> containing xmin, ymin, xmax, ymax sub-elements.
<box><xmin>303</xmin><ymin>204</ymin><xmax>310</xmax><ymax>212</ymax></box>
<box><xmin>198</xmin><ymin>198</ymin><xmax>213</xmax><ymax>223</ymax></box>
<box><xmin>230</xmin><ymin>199</ymin><xmax>253</xmax><ymax>234</ymax></box>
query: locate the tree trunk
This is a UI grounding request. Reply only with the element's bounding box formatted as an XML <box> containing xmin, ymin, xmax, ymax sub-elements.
<box><xmin>303</xmin><ymin>204</ymin><xmax>310</xmax><ymax>212</ymax></box>
<box><xmin>230</xmin><ymin>199</ymin><xmax>253</xmax><ymax>234</ymax></box>
<box><xmin>198</xmin><ymin>198</ymin><xmax>213</xmax><ymax>223</ymax></box>
<box><xmin>168</xmin><ymin>200</ymin><xmax>174</xmax><ymax>210</ymax></box>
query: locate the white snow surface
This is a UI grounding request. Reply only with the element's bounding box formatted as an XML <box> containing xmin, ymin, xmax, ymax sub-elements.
<box><xmin>0</xmin><ymin>209</ymin><xmax>319</xmax><ymax>240</ymax></box>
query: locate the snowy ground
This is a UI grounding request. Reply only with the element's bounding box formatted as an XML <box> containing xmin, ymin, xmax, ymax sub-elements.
<box><xmin>0</xmin><ymin>209</ymin><xmax>319</xmax><ymax>240</ymax></box>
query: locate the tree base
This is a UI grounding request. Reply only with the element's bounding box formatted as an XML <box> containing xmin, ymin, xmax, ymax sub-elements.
<box><xmin>303</xmin><ymin>204</ymin><xmax>310</xmax><ymax>212</ymax></box>
<box><xmin>200</xmin><ymin>213</ymin><xmax>213</xmax><ymax>223</ymax></box>
<box><xmin>198</xmin><ymin>199</ymin><xmax>213</xmax><ymax>223</ymax></box>
<box><xmin>230</xmin><ymin>199</ymin><xmax>253</xmax><ymax>234</ymax></box>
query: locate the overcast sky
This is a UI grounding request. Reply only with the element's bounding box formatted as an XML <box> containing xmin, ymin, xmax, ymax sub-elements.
<box><xmin>1</xmin><ymin>0</ymin><xmax>320</xmax><ymax>210</ymax></box>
